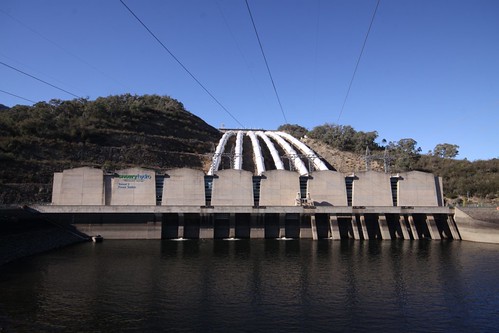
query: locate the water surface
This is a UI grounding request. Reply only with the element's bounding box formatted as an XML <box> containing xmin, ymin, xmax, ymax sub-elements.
<box><xmin>1</xmin><ymin>239</ymin><xmax>498</xmax><ymax>332</ymax></box>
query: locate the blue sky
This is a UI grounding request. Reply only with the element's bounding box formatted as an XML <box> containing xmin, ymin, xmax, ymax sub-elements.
<box><xmin>1</xmin><ymin>0</ymin><xmax>498</xmax><ymax>161</ymax></box>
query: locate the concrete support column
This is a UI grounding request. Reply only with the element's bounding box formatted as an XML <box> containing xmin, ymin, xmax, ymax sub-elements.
<box><xmin>178</xmin><ymin>213</ymin><xmax>185</xmax><ymax>239</ymax></box>
<box><xmin>407</xmin><ymin>215</ymin><xmax>419</xmax><ymax>240</ymax></box>
<box><xmin>279</xmin><ymin>213</ymin><xmax>285</xmax><ymax>238</ymax></box>
<box><xmin>329</xmin><ymin>215</ymin><xmax>341</xmax><ymax>240</ymax></box>
<box><xmin>310</xmin><ymin>215</ymin><xmax>318</xmax><ymax>240</ymax></box>
<box><xmin>447</xmin><ymin>215</ymin><xmax>461</xmax><ymax>240</ymax></box>
<box><xmin>359</xmin><ymin>215</ymin><xmax>369</xmax><ymax>240</ymax></box>
<box><xmin>378</xmin><ymin>214</ymin><xmax>391</xmax><ymax>240</ymax></box>
<box><xmin>398</xmin><ymin>216</ymin><xmax>410</xmax><ymax>239</ymax></box>
<box><xmin>229</xmin><ymin>213</ymin><xmax>236</xmax><ymax>238</ymax></box>
<box><xmin>351</xmin><ymin>215</ymin><xmax>360</xmax><ymax>239</ymax></box>
<box><xmin>426</xmin><ymin>215</ymin><xmax>441</xmax><ymax>240</ymax></box>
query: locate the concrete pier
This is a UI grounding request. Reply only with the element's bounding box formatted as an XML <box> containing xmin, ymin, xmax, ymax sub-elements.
<box><xmin>29</xmin><ymin>205</ymin><xmax>458</xmax><ymax>240</ymax></box>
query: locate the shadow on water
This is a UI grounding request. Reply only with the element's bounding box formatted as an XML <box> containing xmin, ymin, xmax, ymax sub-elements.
<box><xmin>1</xmin><ymin>239</ymin><xmax>499</xmax><ymax>332</ymax></box>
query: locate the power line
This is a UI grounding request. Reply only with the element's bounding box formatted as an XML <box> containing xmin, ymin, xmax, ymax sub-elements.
<box><xmin>337</xmin><ymin>0</ymin><xmax>381</xmax><ymax>123</ymax></box>
<box><xmin>245</xmin><ymin>0</ymin><xmax>288</xmax><ymax>124</ymax></box>
<box><xmin>0</xmin><ymin>89</ymin><xmax>36</xmax><ymax>104</ymax></box>
<box><xmin>0</xmin><ymin>9</ymin><xmax>131</xmax><ymax>92</ymax></box>
<box><xmin>0</xmin><ymin>61</ymin><xmax>82</xmax><ymax>99</ymax></box>
<box><xmin>119</xmin><ymin>0</ymin><xmax>245</xmax><ymax>128</ymax></box>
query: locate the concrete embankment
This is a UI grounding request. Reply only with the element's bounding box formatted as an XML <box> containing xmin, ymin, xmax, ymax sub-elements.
<box><xmin>454</xmin><ymin>207</ymin><xmax>499</xmax><ymax>244</ymax></box>
<box><xmin>0</xmin><ymin>206</ymin><xmax>89</xmax><ymax>266</ymax></box>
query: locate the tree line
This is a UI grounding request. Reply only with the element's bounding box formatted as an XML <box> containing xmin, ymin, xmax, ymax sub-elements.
<box><xmin>278</xmin><ymin>123</ymin><xmax>497</xmax><ymax>202</ymax></box>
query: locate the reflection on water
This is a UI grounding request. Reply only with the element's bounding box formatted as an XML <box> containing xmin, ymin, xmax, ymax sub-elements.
<box><xmin>1</xmin><ymin>240</ymin><xmax>499</xmax><ymax>332</ymax></box>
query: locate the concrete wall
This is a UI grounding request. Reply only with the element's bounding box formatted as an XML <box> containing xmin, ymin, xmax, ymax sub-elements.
<box><xmin>398</xmin><ymin>171</ymin><xmax>440</xmax><ymax>206</ymax></box>
<box><xmin>52</xmin><ymin>167</ymin><xmax>104</xmax><ymax>205</ymax></box>
<box><xmin>352</xmin><ymin>171</ymin><xmax>392</xmax><ymax>206</ymax></box>
<box><xmin>454</xmin><ymin>208</ymin><xmax>499</xmax><ymax>243</ymax></box>
<box><xmin>211</xmin><ymin>169</ymin><xmax>253</xmax><ymax>206</ymax></box>
<box><xmin>51</xmin><ymin>167</ymin><xmax>445</xmax><ymax>209</ymax></box>
<box><xmin>1</xmin><ymin>218</ymin><xmax>87</xmax><ymax>265</ymax></box>
<box><xmin>51</xmin><ymin>172</ymin><xmax>63</xmax><ymax>204</ymax></box>
<box><xmin>110</xmin><ymin>168</ymin><xmax>156</xmax><ymax>205</ymax></box>
<box><xmin>75</xmin><ymin>223</ymin><xmax>161</xmax><ymax>239</ymax></box>
<box><xmin>309</xmin><ymin>171</ymin><xmax>347</xmax><ymax>206</ymax></box>
<box><xmin>163</xmin><ymin>168</ymin><xmax>205</xmax><ymax>206</ymax></box>
<box><xmin>259</xmin><ymin>170</ymin><xmax>299</xmax><ymax>206</ymax></box>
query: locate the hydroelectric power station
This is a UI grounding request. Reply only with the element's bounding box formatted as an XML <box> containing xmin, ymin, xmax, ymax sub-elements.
<box><xmin>24</xmin><ymin>129</ymin><xmax>472</xmax><ymax>241</ymax></box>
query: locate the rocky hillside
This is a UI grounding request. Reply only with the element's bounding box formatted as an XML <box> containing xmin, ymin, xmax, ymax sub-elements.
<box><xmin>303</xmin><ymin>137</ymin><xmax>384</xmax><ymax>173</ymax></box>
<box><xmin>0</xmin><ymin>94</ymin><xmax>220</xmax><ymax>203</ymax></box>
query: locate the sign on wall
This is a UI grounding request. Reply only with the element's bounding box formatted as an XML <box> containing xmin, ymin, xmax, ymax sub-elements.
<box><xmin>116</xmin><ymin>174</ymin><xmax>152</xmax><ymax>189</ymax></box>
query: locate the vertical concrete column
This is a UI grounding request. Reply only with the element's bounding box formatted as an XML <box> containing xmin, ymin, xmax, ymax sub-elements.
<box><xmin>447</xmin><ymin>215</ymin><xmax>461</xmax><ymax>240</ymax></box>
<box><xmin>426</xmin><ymin>215</ymin><xmax>441</xmax><ymax>240</ymax></box>
<box><xmin>329</xmin><ymin>215</ymin><xmax>341</xmax><ymax>240</ymax></box>
<box><xmin>378</xmin><ymin>214</ymin><xmax>391</xmax><ymax>240</ymax></box>
<box><xmin>398</xmin><ymin>216</ymin><xmax>410</xmax><ymax>239</ymax></box>
<box><xmin>229</xmin><ymin>213</ymin><xmax>236</xmax><ymax>238</ymax></box>
<box><xmin>279</xmin><ymin>213</ymin><xmax>286</xmax><ymax>238</ymax></box>
<box><xmin>310</xmin><ymin>215</ymin><xmax>318</xmax><ymax>240</ymax></box>
<box><xmin>178</xmin><ymin>213</ymin><xmax>185</xmax><ymax>239</ymax></box>
<box><xmin>407</xmin><ymin>215</ymin><xmax>419</xmax><ymax>240</ymax></box>
<box><xmin>359</xmin><ymin>215</ymin><xmax>369</xmax><ymax>240</ymax></box>
<box><xmin>351</xmin><ymin>215</ymin><xmax>360</xmax><ymax>239</ymax></box>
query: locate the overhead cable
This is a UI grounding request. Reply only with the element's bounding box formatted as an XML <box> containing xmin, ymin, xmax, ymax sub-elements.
<box><xmin>0</xmin><ymin>89</ymin><xmax>36</xmax><ymax>104</ymax></box>
<box><xmin>337</xmin><ymin>0</ymin><xmax>381</xmax><ymax>122</ymax></box>
<box><xmin>245</xmin><ymin>0</ymin><xmax>288</xmax><ymax>124</ymax></box>
<box><xmin>0</xmin><ymin>9</ymin><xmax>131</xmax><ymax>92</ymax></box>
<box><xmin>119</xmin><ymin>0</ymin><xmax>245</xmax><ymax>128</ymax></box>
<box><xmin>0</xmin><ymin>61</ymin><xmax>81</xmax><ymax>99</ymax></box>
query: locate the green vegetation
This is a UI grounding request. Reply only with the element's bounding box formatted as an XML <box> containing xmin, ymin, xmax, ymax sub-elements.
<box><xmin>277</xmin><ymin>124</ymin><xmax>308</xmax><ymax>139</ymax></box>
<box><xmin>0</xmin><ymin>94</ymin><xmax>220</xmax><ymax>203</ymax></box>
<box><xmin>307</xmin><ymin>123</ymin><xmax>381</xmax><ymax>153</ymax></box>
<box><xmin>417</xmin><ymin>156</ymin><xmax>498</xmax><ymax>202</ymax></box>
<box><xmin>280</xmin><ymin>123</ymin><xmax>498</xmax><ymax>203</ymax></box>
<box><xmin>0</xmin><ymin>97</ymin><xmax>496</xmax><ymax>204</ymax></box>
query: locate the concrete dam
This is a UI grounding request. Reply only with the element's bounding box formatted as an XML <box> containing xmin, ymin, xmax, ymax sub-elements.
<box><xmin>24</xmin><ymin>129</ymin><xmax>470</xmax><ymax>241</ymax></box>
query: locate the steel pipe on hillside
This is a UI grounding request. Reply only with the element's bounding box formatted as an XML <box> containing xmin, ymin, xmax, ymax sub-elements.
<box><xmin>255</xmin><ymin>131</ymin><xmax>285</xmax><ymax>170</ymax></box>
<box><xmin>265</xmin><ymin>131</ymin><xmax>309</xmax><ymax>176</ymax></box>
<box><xmin>275</xmin><ymin>131</ymin><xmax>329</xmax><ymax>171</ymax></box>
<box><xmin>247</xmin><ymin>131</ymin><xmax>265</xmax><ymax>175</ymax></box>
<box><xmin>208</xmin><ymin>130</ymin><xmax>235</xmax><ymax>175</ymax></box>
<box><xmin>234</xmin><ymin>131</ymin><xmax>244</xmax><ymax>170</ymax></box>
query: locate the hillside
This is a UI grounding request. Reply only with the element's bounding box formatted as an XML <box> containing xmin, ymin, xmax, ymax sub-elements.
<box><xmin>305</xmin><ymin>137</ymin><xmax>498</xmax><ymax>205</ymax></box>
<box><xmin>302</xmin><ymin>137</ymin><xmax>385</xmax><ymax>173</ymax></box>
<box><xmin>0</xmin><ymin>94</ymin><xmax>220</xmax><ymax>203</ymax></box>
<box><xmin>1</xmin><ymin>95</ymin><xmax>497</xmax><ymax>205</ymax></box>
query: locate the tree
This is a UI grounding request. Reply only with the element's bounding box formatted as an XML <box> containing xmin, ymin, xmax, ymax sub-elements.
<box><xmin>387</xmin><ymin>138</ymin><xmax>422</xmax><ymax>171</ymax></box>
<box><xmin>277</xmin><ymin>124</ymin><xmax>308</xmax><ymax>139</ymax></box>
<box><xmin>308</xmin><ymin>123</ymin><xmax>381</xmax><ymax>153</ymax></box>
<box><xmin>433</xmin><ymin>143</ymin><xmax>459</xmax><ymax>159</ymax></box>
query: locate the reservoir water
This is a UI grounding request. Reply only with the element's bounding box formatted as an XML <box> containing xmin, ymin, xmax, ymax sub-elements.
<box><xmin>1</xmin><ymin>239</ymin><xmax>498</xmax><ymax>332</ymax></box>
